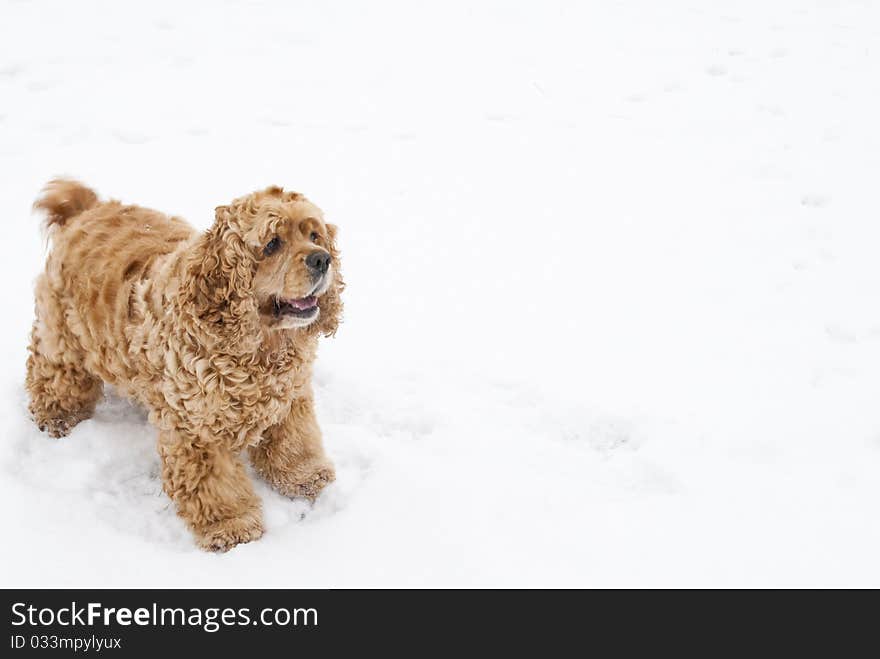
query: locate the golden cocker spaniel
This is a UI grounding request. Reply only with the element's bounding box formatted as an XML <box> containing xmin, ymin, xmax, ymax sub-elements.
<box><xmin>26</xmin><ymin>179</ymin><xmax>344</xmax><ymax>550</ymax></box>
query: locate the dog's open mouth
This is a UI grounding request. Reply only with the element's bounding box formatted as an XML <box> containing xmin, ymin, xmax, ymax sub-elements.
<box><xmin>273</xmin><ymin>295</ymin><xmax>318</xmax><ymax>318</ymax></box>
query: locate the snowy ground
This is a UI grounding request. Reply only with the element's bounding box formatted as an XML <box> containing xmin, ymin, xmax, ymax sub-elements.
<box><xmin>2</xmin><ymin>0</ymin><xmax>880</xmax><ymax>587</ymax></box>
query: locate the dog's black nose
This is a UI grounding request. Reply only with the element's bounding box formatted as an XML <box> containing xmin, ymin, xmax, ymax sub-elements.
<box><xmin>306</xmin><ymin>251</ymin><xmax>331</xmax><ymax>275</ymax></box>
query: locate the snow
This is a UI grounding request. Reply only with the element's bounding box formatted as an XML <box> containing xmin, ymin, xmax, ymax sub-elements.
<box><xmin>2</xmin><ymin>0</ymin><xmax>880</xmax><ymax>587</ymax></box>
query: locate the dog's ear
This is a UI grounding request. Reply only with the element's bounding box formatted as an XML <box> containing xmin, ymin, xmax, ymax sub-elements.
<box><xmin>311</xmin><ymin>222</ymin><xmax>344</xmax><ymax>338</ymax></box>
<box><xmin>178</xmin><ymin>204</ymin><xmax>261</xmax><ymax>353</ymax></box>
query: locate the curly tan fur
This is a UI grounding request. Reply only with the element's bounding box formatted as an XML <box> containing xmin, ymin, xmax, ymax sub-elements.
<box><xmin>26</xmin><ymin>179</ymin><xmax>344</xmax><ymax>551</ymax></box>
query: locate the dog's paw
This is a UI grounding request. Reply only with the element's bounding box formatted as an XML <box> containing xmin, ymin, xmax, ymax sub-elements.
<box><xmin>278</xmin><ymin>460</ymin><xmax>336</xmax><ymax>502</ymax></box>
<box><xmin>196</xmin><ymin>511</ymin><xmax>264</xmax><ymax>552</ymax></box>
<box><xmin>34</xmin><ymin>414</ymin><xmax>79</xmax><ymax>438</ymax></box>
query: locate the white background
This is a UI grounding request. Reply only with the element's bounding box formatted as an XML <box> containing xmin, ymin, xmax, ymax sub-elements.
<box><xmin>2</xmin><ymin>0</ymin><xmax>880</xmax><ymax>587</ymax></box>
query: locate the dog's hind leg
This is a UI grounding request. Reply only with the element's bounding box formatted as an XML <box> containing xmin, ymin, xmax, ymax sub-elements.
<box><xmin>159</xmin><ymin>430</ymin><xmax>264</xmax><ymax>552</ymax></box>
<box><xmin>26</xmin><ymin>286</ymin><xmax>102</xmax><ymax>438</ymax></box>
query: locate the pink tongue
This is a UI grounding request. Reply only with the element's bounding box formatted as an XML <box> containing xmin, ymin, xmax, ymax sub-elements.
<box><xmin>291</xmin><ymin>296</ymin><xmax>317</xmax><ymax>310</ymax></box>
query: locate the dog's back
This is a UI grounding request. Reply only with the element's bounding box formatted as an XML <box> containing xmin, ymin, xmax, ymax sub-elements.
<box><xmin>29</xmin><ymin>180</ymin><xmax>195</xmax><ymax>418</ymax></box>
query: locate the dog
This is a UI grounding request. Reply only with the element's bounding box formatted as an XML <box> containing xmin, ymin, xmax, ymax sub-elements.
<box><xmin>26</xmin><ymin>179</ymin><xmax>344</xmax><ymax>550</ymax></box>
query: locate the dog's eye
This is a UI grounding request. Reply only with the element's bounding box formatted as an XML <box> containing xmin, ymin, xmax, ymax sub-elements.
<box><xmin>309</xmin><ymin>231</ymin><xmax>319</xmax><ymax>243</ymax></box>
<box><xmin>263</xmin><ymin>236</ymin><xmax>282</xmax><ymax>256</ymax></box>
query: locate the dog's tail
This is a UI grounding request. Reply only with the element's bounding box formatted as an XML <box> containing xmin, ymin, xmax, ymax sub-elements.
<box><xmin>33</xmin><ymin>178</ymin><xmax>99</xmax><ymax>230</ymax></box>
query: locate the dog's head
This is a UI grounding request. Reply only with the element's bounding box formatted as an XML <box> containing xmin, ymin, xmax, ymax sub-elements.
<box><xmin>240</xmin><ymin>187</ymin><xmax>341</xmax><ymax>332</ymax></box>
<box><xmin>182</xmin><ymin>186</ymin><xmax>343</xmax><ymax>352</ymax></box>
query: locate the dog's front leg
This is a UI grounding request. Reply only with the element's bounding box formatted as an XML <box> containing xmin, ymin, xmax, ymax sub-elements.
<box><xmin>159</xmin><ymin>431</ymin><xmax>264</xmax><ymax>551</ymax></box>
<box><xmin>249</xmin><ymin>393</ymin><xmax>335</xmax><ymax>501</ymax></box>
